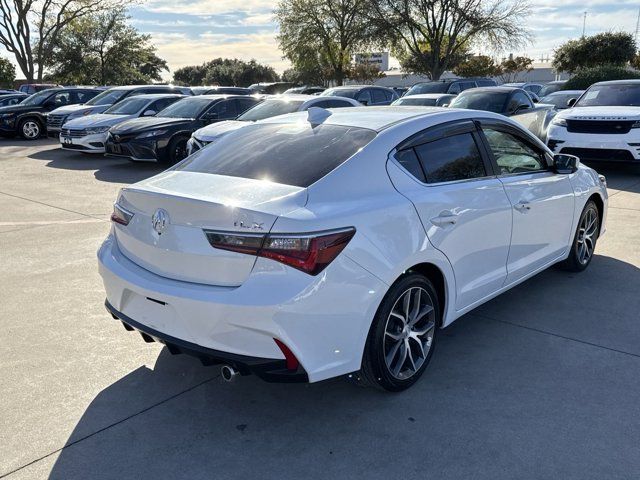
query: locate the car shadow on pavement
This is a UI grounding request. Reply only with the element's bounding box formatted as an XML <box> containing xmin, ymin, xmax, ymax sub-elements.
<box><xmin>27</xmin><ymin>148</ymin><xmax>164</xmax><ymax>184</ymax></box>
<box><xmin>45</xmin><ymin>254</ymin><xmax>640</xmax><ymax>479</ymax></box>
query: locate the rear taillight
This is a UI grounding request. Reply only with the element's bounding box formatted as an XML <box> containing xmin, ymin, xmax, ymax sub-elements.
<box><xmin>110</xmin><ymin>203</ymin><xmax>134</xmax><ymax>226</ymax></box>
<box><xmin>204</xmin><ymin>227</ymin><xmax>356</xmax><ymax>275</ymax></box>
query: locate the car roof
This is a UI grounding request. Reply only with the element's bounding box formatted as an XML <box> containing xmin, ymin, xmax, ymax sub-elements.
<box><xmin>109</xmin><ymin>85</ymin><xmax>185</xmax><ymax>91</ymax></box>
<box><xmin>593</xmin><ymin>79</ymin><xmax>640</xmax><ymax>86</ymax></box>
<box><xmin>399</xmin><ymin>93</ymin><xmax>454</xmax><ymax>99</ymax></box>
<box><xmin>327</xmin><ymin>85</ymin><xmax>391</xmax><ymax>90</ymax></box>
<box><xmin>189</xmin><ymin>94</ymin><xmax>253</xmax><ymax>100</ymax></box>
<box><xmin>545</xmin><ymin>90</ymin><xmax>584</xmax><ymax>96</ymax></box>
<box><xmin>259</xmin><ymin>106</ymin><xmax>507</xmax><ymax>132</ymax></box>
<box><xmin>123</xmin><ymin>93</ymin><xmax>185</xmax><ymax>100</ymax></box>
<box><xmin>266</xmin><ymin>94</ymin><xmax>317</xmax><ymax>101</ymax></box>
<box><xmin>461</xmin><ymin>86</ymin><xmax>521</xmax><ymax>94</ymax></box>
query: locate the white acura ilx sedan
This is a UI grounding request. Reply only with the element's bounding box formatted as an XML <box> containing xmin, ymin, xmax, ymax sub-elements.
<box><xmin>98</xmin><ymin>107</ymin><xmax>608</xmax><ymax>391</ymax></box>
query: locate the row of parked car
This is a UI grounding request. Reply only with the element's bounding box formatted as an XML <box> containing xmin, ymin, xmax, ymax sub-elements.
<box><xmin>1</xmin><ymin>77</ymin><xmax>639</xmax><ymax>166</ymax></box>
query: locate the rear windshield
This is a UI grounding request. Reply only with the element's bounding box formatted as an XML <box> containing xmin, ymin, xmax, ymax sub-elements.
<box><xmin>237</xmin><ymin>99</ymin><xmax>304</xmax><ymax>121</ymax></box>
<box><xmin>86</xmin><ymin>89</ymin><xmax>126</xmax><ymax>106</ymax></box>
<box><xmin>175</xmin><ymin>123</ymin><xmax>377</xmax><ymax>187</ymax></box>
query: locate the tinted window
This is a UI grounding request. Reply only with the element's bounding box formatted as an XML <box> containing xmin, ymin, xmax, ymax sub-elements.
<box><xmin>450</xmin><ymin>91</ymin><xmax>508</xmax><ymax>114</ymax></box>
<box><xmin>372</xmin><ymin>89</ymin><xmax>386</xmax><ymax>104</ymax></box>
<box><xmin>105</xmin><ymin>97</ymin><xmax>150</xmax><ymax>115</ymax></box>
<box><xmin>205</xmin><ymin>99</ymin><xmax>237</xmax><ymax>119</ymax></box>
<box><xmin>238</xmin><ymin>98</ymin><xmax>259</xmax><ymax>112</ymax></box>
<box><xmin>149</xmin><ymin>97</ymin><xmax>181</xmax><ymax>113</ymax></box>
<box><xmin>459</xmin><ymin>82</ymin><xmax>476</xmax><ymax>91</ymax></box>
<box><xmin>157</xmin><ymin>97</ymin><xmax>212</xmax><ymax>118</ymax></box>
<box><xmin>313</xmin><ymin>99</ymin><xmax>353</xmax><ymax>108</ymax></box>
<box><xmin>320</xmin><ymin>88</ymin><xmax>360</xmax><ymax>99</ymax></box>
<box><xmin>21</xmin><ymin>90</ymin><xmax>56</xmax><ymax>106</ymax></box>
<box><xmin>507</xmin><ymin>92</ymin><xmax>532</xmax><ymax>113</ymax></box>
<box><xmin>175</xmin><ymin>123</ymin><xmax>377</xmax><ymax>188</ymax></box>
<box><xmin>406</xmin><ymin>83</ymin><xmax>448</xmax><ymax>95</ymax></box>
<box><xmin>75</xmin><ymin>90</ymin><xmax>97</xmax><ymax>103</ymax></box>
<box><xmin>476</xmin><ymin>79</ymin><xmax>497</xmax><ymax>87</ymax></box>
<box><xmin>394</xmin><ymin>148</ymin><xmax>426</xmax><ymax>182</ymax></box>
<box><xmin>414</xmin><ymin>133</ymin><xmax>486</xmax><ymax>183</ymax></box>
<box><xmin>538</xmin><ymin>82</ymin><xmax>564</xmax><ymax>97</ymax></box>
<box><xmin>53</xmin><ymin>92</ymin><xmax>72</xmax><ymax>107</ymax></box>
<box><xmin>356</xmin><ymin>90</ymin><xmax>372</xmax><ymax>104</ymax></box>
<box><xmin>482</xmin><ymin>129</ymin><xmax>547</xmax><ymax>174</ymax></box>
<box><xmin>448</xmin><ymin>83</ymin><xmax>461</xmax><ymax>94</ymax></box>
<box><xmin>86</xmin><ymin>89</ymin><xmax>127</xmax><ymax>106</ymax></box>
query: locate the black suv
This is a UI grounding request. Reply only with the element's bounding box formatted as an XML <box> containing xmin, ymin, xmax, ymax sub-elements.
<box><xmin>0</xmin><ymin>87</ymin><xmax>101</xmax><ymax>139</ymax></box>
<box><xmin>105</xmin><ymin>95</ymin><xmax>261</xmax><ymax>164</ymax></box>
<box><xmin>405</xmin><ymin>78</ymin><xmax>497</xmax><ymax>97</ymax></box>
<box><xmin>320</xmin><ymin>85</ymin><xmax>398</xmax><ymax>105</ymax></box>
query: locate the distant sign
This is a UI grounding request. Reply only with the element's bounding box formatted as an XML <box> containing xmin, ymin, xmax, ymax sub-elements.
<box><xmin>354</xmin><ymin>52</ymin><xmax>390</xmax><ymax>72</ymax></box>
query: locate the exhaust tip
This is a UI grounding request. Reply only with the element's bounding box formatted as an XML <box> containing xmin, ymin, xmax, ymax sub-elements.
<box><xmin>221</xmin><ymin>365</ymin><xmax>239</xmax><ymax>382</ymax></box>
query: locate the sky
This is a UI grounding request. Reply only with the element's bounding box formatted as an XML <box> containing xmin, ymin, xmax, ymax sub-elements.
<box><xmin>4</xmin><ymin>0</ymin><xmax>640</xmax><ymax>81</ymax></box>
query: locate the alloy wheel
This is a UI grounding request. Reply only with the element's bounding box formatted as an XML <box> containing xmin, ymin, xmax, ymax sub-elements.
<box><xmin>383</xmin><ymin>287</ymin><xmax>436</xmax><ymax>380</ymax></box>
<box><xmin>22</xmin><ymin>121</ymin><xmax>40</xmax><ymax>139</ymax></box>
<box><xmin>174</xmin><ymin>141</ymin><xmax>187</xmax><ymax>162</ymax></box>
<box><xmin>577</xmin><ymin>207</ymin><xmax>598</xmax><ymax>265</ymax></box>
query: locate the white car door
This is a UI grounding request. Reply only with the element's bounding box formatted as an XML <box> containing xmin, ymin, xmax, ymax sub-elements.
<box><xmin>478</xmin><ymin>122</ymin><xmax>575</xmax><ymax>285</ymax></box>
<box><xmin>388</xmin><ymin>121</ymin><xmax>513</xmax><ymax>311</ymax></box>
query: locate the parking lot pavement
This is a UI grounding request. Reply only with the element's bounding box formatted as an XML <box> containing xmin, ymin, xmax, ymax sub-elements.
<box><xmin>1</xmin><ymin>138</ymin><xmax>639</xmax><ymax>480</ymax></box>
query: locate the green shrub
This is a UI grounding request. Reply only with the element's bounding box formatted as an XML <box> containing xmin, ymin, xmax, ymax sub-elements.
<box><xmin>563</xmin><ymin>65</ymin><xmax>640</xmax><ymax>90</ymax></box>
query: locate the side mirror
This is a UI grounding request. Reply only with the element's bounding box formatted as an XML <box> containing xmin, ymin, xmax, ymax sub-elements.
<box><xmin>441</xmin><ymin>103</ymin><xmax>450</xmax><ymax>107</ymax></box>
<box><xmin>554</xmin><ymin>153</ymin><xmax>580</xmax><ymax>174</ymax></box>
<box><xmin>142</xmin><ymin>109</ymin><xmax>156</xmax><ymax>117</ymax></box>
<box><xmin>567</xmin><ymin>98</ymin><xmax>577</xmax><ymax>108</ymax></box>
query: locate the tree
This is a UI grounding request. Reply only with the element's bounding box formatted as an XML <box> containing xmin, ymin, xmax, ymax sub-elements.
<box><xmin>276</xmin><ymin>0</ymin><xmax>373</xmax><ymax>86</ymax></box>
<box><xmin>46</xmin><ymin>10</ymin><xmax>167</xmax><ymax>85</ymax></box>
<box><xmin>173</xmin><ymin>58</ymin><xmax>278</xmax><ymax>87</ymax></box>
<box><xmin>453</xmin><ymin>55</ymin><xmax>500</xmax><ymax>78</ymax></box>
<box><xmin>0</xmin><ymin>0</ymin><xmax>132</xmax><ymax>82</ymax></box>
<box><xmin>0</xmin><ymin>56</ymin><xmax>15</xmax><ymax>87</ymax></box>
<box><xmin>349</xmin><ymin>61</ymin><xmax>385</xmax><ymax>84</ymax></box>
<box><xmin>553</xmin><ymin>32</ymin><xmax>636</xmax><ymax>74</ymax></box>
<box><xmin>366</xmin><ymin>0</ymin><xmax>531</xmax><ymax>80</ymax></box>
<box><xmin>564</xmin><ymin>65</ymin><xmax>640</xmax><ymax>91</ymax></box>
<box><xmin>498</xmin><ymin>55</ymin><xmax>533</xmax><ymax>82</ymax></box>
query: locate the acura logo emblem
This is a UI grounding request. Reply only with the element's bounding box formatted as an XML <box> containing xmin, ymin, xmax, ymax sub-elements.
<box><xmin>151</xmin><ymin>209</ymin><xmax>169</xmax><ymax>234</ymax></box>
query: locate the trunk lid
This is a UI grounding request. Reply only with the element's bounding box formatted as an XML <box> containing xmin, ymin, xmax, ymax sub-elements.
<box><xmin>115</xmin><ymin>170</ymin><xmax>307</xmax><ymax>286</ymax></box>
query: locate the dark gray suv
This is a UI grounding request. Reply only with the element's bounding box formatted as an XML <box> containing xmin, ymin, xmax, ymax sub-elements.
<box><xmin>320</xmin><ymin>85</ymin><xmax>398</xmax><ymax>106</ymax></box>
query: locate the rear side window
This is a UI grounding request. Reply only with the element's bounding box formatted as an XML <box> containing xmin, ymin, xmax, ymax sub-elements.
<box><xmin>176</xmin><ymin>123</ymin><xmax>377</xmax><ymax>188</ymax></box>
<box><xmin>372</xmin><ymin>89</ymin><xmax>386</xmax><ymax>103</ymax></box>
<box><xmin>413</xmin><ymin>133</ymin><xmax>486</xmax><ymax>183</ymax></box>
<box><xmin>394</xmin><ymin>149</ymin><xmax>426</xmax><ymax>182</ymax></box>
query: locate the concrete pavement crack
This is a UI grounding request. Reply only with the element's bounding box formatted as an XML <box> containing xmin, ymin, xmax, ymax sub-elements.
<box><xmin>0</xmin><ymin>374</ymin><xmax>220</xmax><ymax>479</ymax></box>
<box><xmin>471</xmin><ymin>312</ymin><xmax>640</xmax><ymax>359</ymax></box>
<box><xmin>0</xmin><ymin>190</ymin><xmax>108</xmax><ymax>222</ymax></box>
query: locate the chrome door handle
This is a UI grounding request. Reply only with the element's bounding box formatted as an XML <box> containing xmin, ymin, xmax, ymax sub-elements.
<box><xmin>430</xmin><ymin>213</ymin><xmax>459</xmax><ymax>227</ymax></box>
<box><xmin>514</xmin><ymin>202</ymin><xmax>531</xmax><ymax>212</ymax></box>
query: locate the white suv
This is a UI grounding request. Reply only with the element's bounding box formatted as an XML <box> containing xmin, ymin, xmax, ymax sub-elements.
<box><xmin>547</xmin><ymin>80</ymin><xmax>640</xmax><ymax>162</ymax></box>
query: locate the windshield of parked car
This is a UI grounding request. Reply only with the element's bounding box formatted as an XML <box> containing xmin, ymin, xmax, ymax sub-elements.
<box><xmin>237</xmin><ymin>99</ymin><xmax>304</xmax><ymax>121</ymax></box>
<box><xmin>85</xmin><ymin>89</ymin><xmax>127</xmax><ymax>106</ymax></box>
<box><xmin>320</xmin><ymin>88</ymin><xmax>361</xmax><ymax>99</ymax></box>
<box><xmin>20</xmin><ymin>90</ymin><xmax>55</xmax><ymax>106</ymax></box>
<box><xmin>156</xmin><ymin>97</ymin><xmax>212</xmax><ymax>118</ymax></box>
<box><xmin>449</xmin><ymin>91</ymin><xmax>508</xmax><ymax>113</ymax></box>
<box><xmin>540</xmin><ymin>92</ymin><xmax>582</xmax><ymax>109</ymax></box>
<box><xmin>104</xmin><ymin>97</ymin><xmax>150</xmax><ymax>115</ymax></box>
<box><xmin>574</xmin><ymin>84</ymin><xmax>640</xmax><ymax>107</ymax></box>
<box><xmin>175</xmin><ymin>123</ymin><xmax>377</xmax><ymax>188</ymax></box>
<box><xmin>537</xmin><ymin>83</ymin><xmax>564</xmax><ymax>97</ymax></box>
<box><xmin>406</xmin><ymin>83</ymin><xmax>449</xmax><ymax>95</ymax></box>
<box><xmin>394</xmin><ymin>97</ymin><xmax>438</xmax><ymax>106</ymax></box>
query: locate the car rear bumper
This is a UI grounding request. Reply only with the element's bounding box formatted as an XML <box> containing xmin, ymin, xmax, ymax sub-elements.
<box><xmin>547</xmin><ymin>127</ymin><xmax>640</xmax><ymax>162</ymax></box>
<box><xmin>97</xmin><ymin>232</ymin><xmax>387</xmax><ymax>382</ymax></box>
<box><xmin>105</xmin><ymin>300</ymin><xmax>309</xmax><ymax>382</ymax></box>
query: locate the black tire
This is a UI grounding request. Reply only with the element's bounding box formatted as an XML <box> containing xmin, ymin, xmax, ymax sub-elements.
<box><xmin>360</xmin><ymin>273</ymin><xmax>440</xmax><ymax>392</ymax></box>
<box><xmin>18</xmin><ymin>118</ymin><xmax>42</xmax><ymax>140</ymax></box>
<box><xmin>164</xmin><ymin>136</ymin><xmax>189</xmax><ymax>165</ymax></box>
<box><xmin>560</xmin><ymin>200</ymin><xmax>600</xmax><ymax>272</ymax></box>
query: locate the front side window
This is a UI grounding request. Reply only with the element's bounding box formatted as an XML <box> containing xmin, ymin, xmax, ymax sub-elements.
<box><xmin>175</xmin><ymin>123</ymin><xmax>377</xmax><ymax>188</ymax></box>
<box><xmin>507</xmin><ymin>92</ymin><xmax>532</xmax><ymax>113</ymax></box>
<box><xmin>482</xmin><ymin>128</ymin><xmax>547</xmax><ymax>174</ymax></box>
<box><xmin>372</xmin><ymin>89</ymin><xmax>386</xmax><ymax>104</ymax></box>
<box><xmin>413</xmin><ymin>133</ymin><xmax>486</xmax><ymax>183</ymax></box>
<box><xmin>53</xmin><ymin>92</ymin><xmax>72</xmax><ymax>106</ymax></box>
<box><xmin>356</xmin><ymin>90</ymin><xmax>372</xmax><ymax>104</ymax></box>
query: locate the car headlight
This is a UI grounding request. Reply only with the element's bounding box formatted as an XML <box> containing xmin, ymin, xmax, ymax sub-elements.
<box><xmin>136</xmin><ymin>129</ymin><xmax>167</xmax><ymax>139</ymax></box>
<box><xmin>551</xmin><ymin>117</ymin><xmax>567</xmax><ymax>127</ymax></box>
<box><xmin>86</xmin><ymin>126</ymin><xmax>110</xmax><ymax>134</ymax></box>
